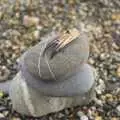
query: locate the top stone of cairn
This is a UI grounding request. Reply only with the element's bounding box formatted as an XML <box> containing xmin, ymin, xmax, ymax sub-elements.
<box><xmin>19</xmin><ymin>28</ymin><xmax>89</xmax><ymax>81</ymax></box>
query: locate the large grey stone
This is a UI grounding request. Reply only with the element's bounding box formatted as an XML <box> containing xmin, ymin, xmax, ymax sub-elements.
<box><xmin>9</xmin><ymin>70</ymin><xmax>95</xmax><ymax>117</ymax></box>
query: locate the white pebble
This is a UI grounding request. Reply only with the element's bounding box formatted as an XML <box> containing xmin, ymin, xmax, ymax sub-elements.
<box><xmin>89</xmin><ymin>58</ymin><xmax>95</xmax><ymax>65</ymax></box>
<box><xmin>77</xmin><ymin>111</ymin><xmax>84</xmax><ymax>117</ymax></box>
<box><xmin>33</xmin><ymin>30</ymin><xmax>40</xmax><ymax>40</ymax></box>
<box><xmin>0</xmin><ymin>113</ymin><xmax>5</xmax><ymax>118</ymax></box>
<box><xmin>80</xmin><ymin>115</ymin><xmax>89</xmax><ymax>120</ymax></box>
<box><xmin>116</xmin><ymin>105</ymin><xmax>120</xmax><ymax>112</ymax></box>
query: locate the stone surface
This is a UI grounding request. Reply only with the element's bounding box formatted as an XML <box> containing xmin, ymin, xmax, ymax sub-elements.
<box><xmin>21</xmin><ymin>63</ymin><xmax>95</xmax><ymax>97</ymax></box>
<box><xmin>9</xmin><ymin>67</ymin><xmax>95</xmax><ymax>117</ymax></box>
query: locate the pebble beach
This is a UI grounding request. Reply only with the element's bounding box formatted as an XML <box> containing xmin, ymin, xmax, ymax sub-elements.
<box><xmin>0</xmin><ymin>0</ymin><xmax>120</xmax><ymax>120</ymax></box>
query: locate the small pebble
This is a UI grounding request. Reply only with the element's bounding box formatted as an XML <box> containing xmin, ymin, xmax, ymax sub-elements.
<box><xmin>88</xmin><ymin>58</ymin><xmax>95</xmax><ymax>65</ymax></box>
<box><xmin>95</xmin><ymin>79</ymin><xmax>105</xmax><ymax>95</ymax></box>
<box><xmin>0</xmin><ymin>11</ymin><xmax>3</xmax><ymax>19</ymax></box>
<box><xmin>105</xmin><ymin>93</ymin><xmax>114</xmax><ymax>102</ymax></box>
<box><xmin>3</xmin><ymin>110</ymin><xmax>9</xmax><ymax>117</ymax></box>
<box><xmin>100</xmin><ymin>53</ymin><xmax>109</xmax><ymax>60</ymax></box>
<box><xmin>90</xmin><ymin>106</ymin><xmax>96</xmax><ymax>111</ymax></box>
<box><xmin>111</xmin><ymin>117</ymin><xmax>119</xmax><ymax>120</ymax></box>
<box><xmin>94</xmin><ymin>98</ymin><xmax>103</xmax><ymax>106</ymax></box>
<box><xmin>112</xmin><ymin>43</ymin><xmax>119</xmax><ymax>50</ymax></box>
<box><xmin>95</xmin><ymin>116</ymin><xmax>102</xmax><ymax>120</ymax></box>
<box><xmin>116</xmin><ymin>105</ymin><xmax>120</xmax><ymax>116</ymax></box>
<box><xmin>64</xmin><ymin>109</ymin><xmax>69</xmax><ymax>115</ymax></box>
<box><xmin>0</xmin><ymin>66</ymin><xmax>10</xmax><ymax>81</ymax></box>
<box><xmin>33</xmin><ymin>30</ymin><xmax>40</xmax><ymax>40</ymax></box>
<box><xmin>105</xmin><ymin>93</ymin><xmax>113</xmax><ymax>98</ymax></box>
<box><xmin>111</xmin><ymin>77</ymin><xmax>118</xmax><ymax>82</ymax></box>
<box><xmin>11</xmin><ymin>117</ymin><xmax>21</xmax><ymax>120</ymax></box>
<box><xmin>88</xmin><ymin>109</ymin><xmax>94</xmax><ymax>119</ymax></box>
<box><xmin>0</xmin><ymin>106</ymin><xmax>7</xmax><ymax>112</ymax></box>
<box><xmin>37</xmin><ymin>25</ymin><xmax>43</xmax><ymax>30</ymax></box>
<box><xmin>0</xmin><ymin>113</ymin><xmax>5</xmax><ymax>118</ymax></box>
<box><xmin>116</xmin><ymin>65</ymin><xmax>120</xmax><ymax>77</ymax></box>
<box><xmin>57</xmin><ymin>113</ymin><xmax>65</xmax><ymax>118</ymax></box>
<box><xmin>23</xmin><ymin>15</ymin><xmax>40</xmax><ymax>27</ymax></box>
<box><xmin>77</xmin><ymin>111</ymin><xmax>84</xmax><ymax>117</ymax></box>
<box><xmin>49</xmin><ymin>116</ymin><xmax>53</xmax><ymax>120</ymax></box>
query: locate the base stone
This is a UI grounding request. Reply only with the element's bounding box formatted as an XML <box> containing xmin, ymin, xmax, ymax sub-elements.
<box><xmin>9</xmin><ymin>71</ymin><xmax>95</xmax><ymax>117</ymax></box>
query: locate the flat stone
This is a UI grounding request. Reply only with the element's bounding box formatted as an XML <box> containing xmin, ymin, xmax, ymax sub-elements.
<box><xmin>21</xmin><ymin>63</ymin><xmax>95</xmax><ymax>97</ymax></box>
<box><xmin>9</xmin><ymin>66</ymin><xmax>95</xmax><ymax>117</ymax></box>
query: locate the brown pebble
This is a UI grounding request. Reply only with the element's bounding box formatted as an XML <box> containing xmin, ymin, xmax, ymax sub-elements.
<box><xmin>95</xmin><ymin>116</ymin><xmax>102</xmax><ymax>120</ymax></box>
<box><xmin>23</xmin><ymin>15</ymin><xmax>39</xmax><ymax>27</ymax></box>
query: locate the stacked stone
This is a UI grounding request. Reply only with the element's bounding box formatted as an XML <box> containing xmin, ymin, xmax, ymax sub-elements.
<box><xmin>9</xmin><ymin>28</ymin><xmax>96</xmax><ymax>117</ymax></box>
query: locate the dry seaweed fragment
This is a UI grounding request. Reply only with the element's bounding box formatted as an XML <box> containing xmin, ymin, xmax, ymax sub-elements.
<box><xmin>43</xmin><ymin>28</ymin><xmax>80</xmax><ymax>58</ymax></box>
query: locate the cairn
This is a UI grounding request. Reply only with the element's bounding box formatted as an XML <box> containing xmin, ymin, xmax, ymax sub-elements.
<box><xmin>6</xmin><ymin>28</ymin><xmax>95</xmax><ymax>116</ymax></box>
